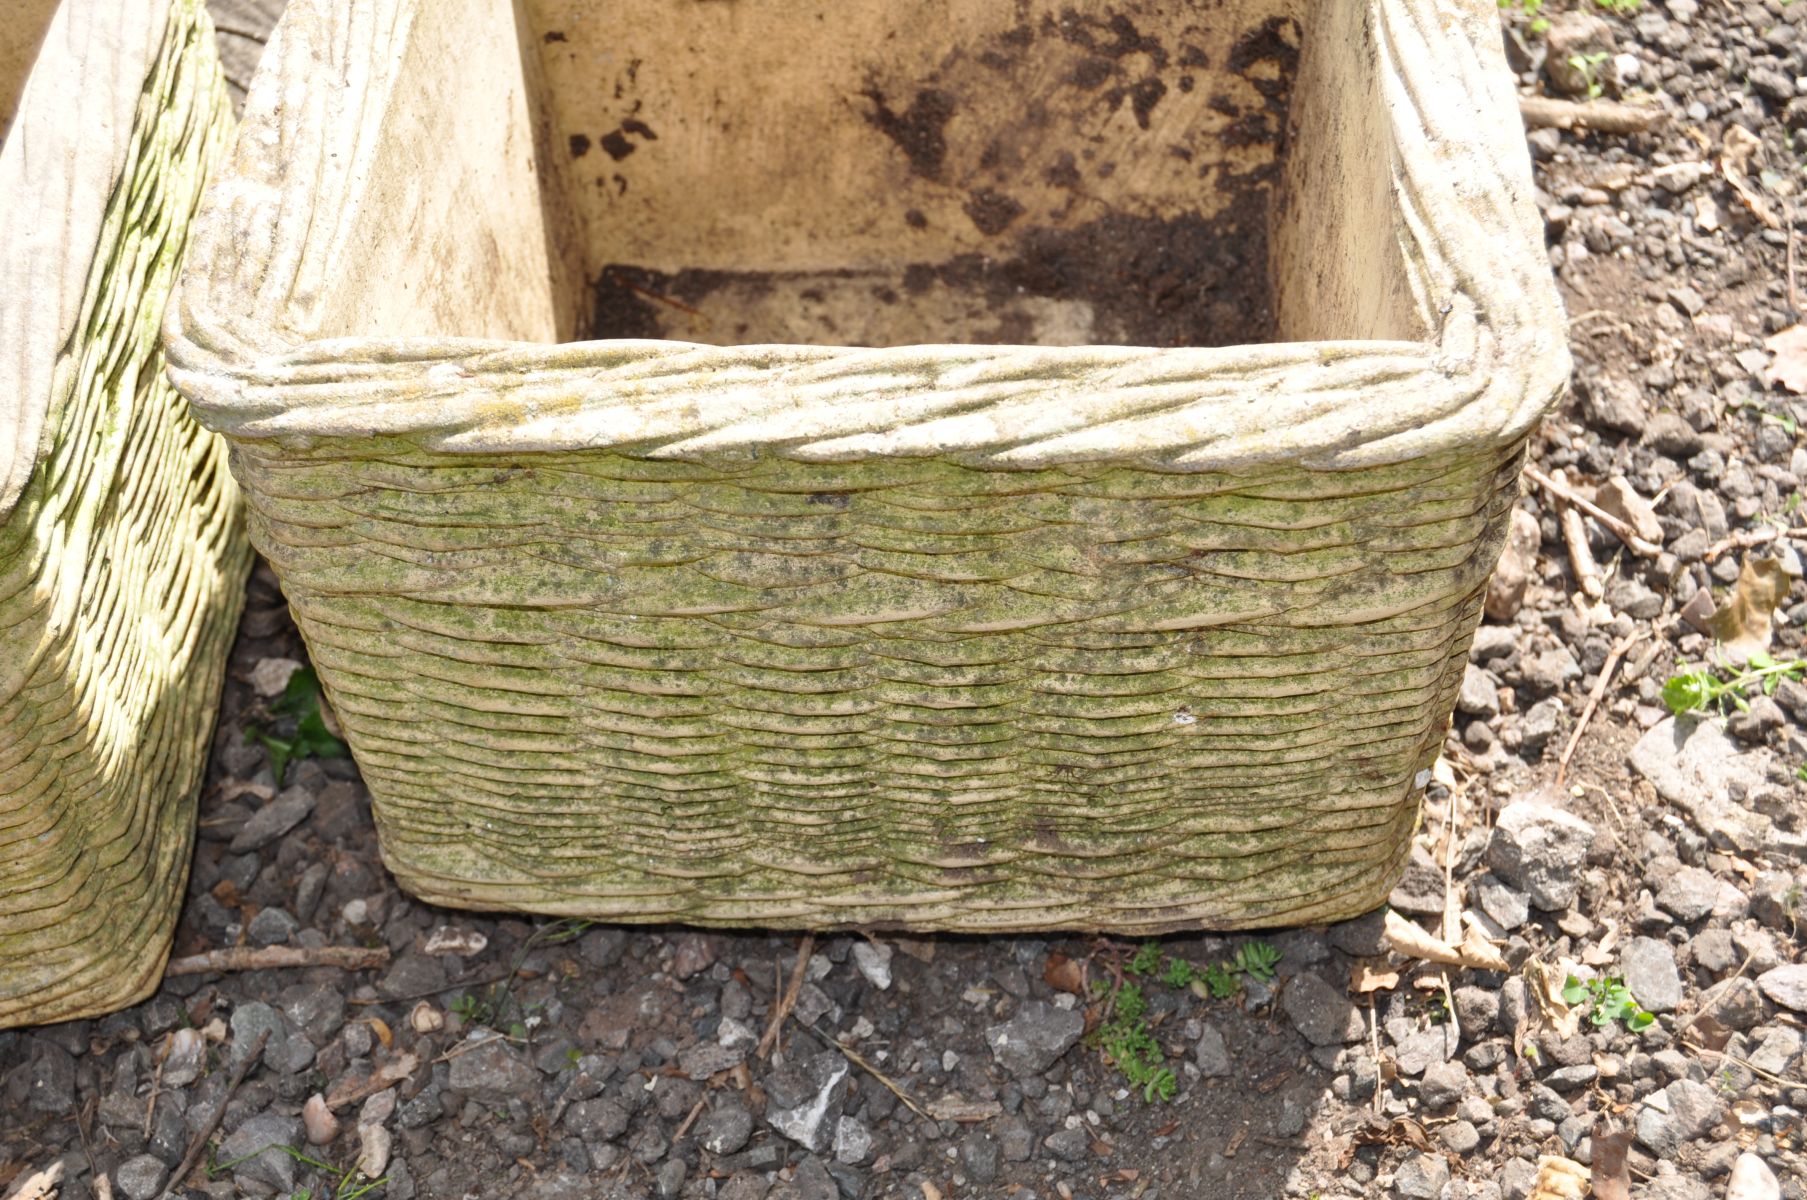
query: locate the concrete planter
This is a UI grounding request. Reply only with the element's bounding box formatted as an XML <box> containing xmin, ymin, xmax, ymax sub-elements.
<box><xmin>169</xmin><ymin>0</ymin><xmax>1566</xmax><ymax>931</ymax></box>
<box><xmin>1</xmin><ymin>0</ymin><xmax>248</xmax><ymax>1024</ymax></box>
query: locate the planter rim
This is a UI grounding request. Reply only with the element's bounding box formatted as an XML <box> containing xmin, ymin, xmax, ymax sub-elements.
<box><xmin>166</xmin><ymin>0</ymin><xmax>1571</xmax><ymax>473</ymax></box>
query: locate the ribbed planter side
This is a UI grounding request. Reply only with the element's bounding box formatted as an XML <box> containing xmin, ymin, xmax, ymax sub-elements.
<box><xmin>0</xmin><ymin>0</ymin><xmax>248</xmax><ymax>1026</ymax></box>
<box><xmin>171</xmin><ymin>0</ymin><xmax>1569</xmax><ymax>931</ymax></box>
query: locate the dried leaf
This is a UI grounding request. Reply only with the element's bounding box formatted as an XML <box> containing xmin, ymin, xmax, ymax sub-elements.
<box><xmin>892</xmin><ymin>936</ymin><xmax>936</xmax><ymax>963</ymax></box>
<box><xmin>1722</xmin><ymin>125</ymin><xmax>1781</xmax><ymax>230</ymax></box>
<box><xmin>2</xmin><ymin>1163</ymin><xmax>62</xmax><ymax>1200</ymax></box>
<box><xmin>1524</xmin><ymin>959</ymin><xmax>1582</xmax><ymax>1042</ymax></box>
<box><xmin>1529</xmin><ymin>1155</ymin><xmax>1589</xmax><ymax>1200</ymax></box>
<box><xmin>326</xmin><ymin>1051</ymin><xmax>419</xmax><ymax>1110</ymax></box>
<box><xmin>1383</xmin><ymin>911</ymin><xmax>1506</xmax><ymax>971</ymax></box>
<box><xmin>1765</xmin><ymin>325</ymin><xmax>1807</xmax><ymax>394</ymax></box>
<box><xmin>1707</xmin><ymin>556</ymin><xmax>1790</xmax><ymax>660</ymax></box>
<box><xmin>366</xmin><ymin>1017</ymin><xmax>393</xmax><ymax>1050</ymax></box>
<box><xmin>1350</xmin><ymin>959</ymin><xmax>1400</xmax><ymax>994</ymax></box>
<box><xmin>1591</xmin><ymin>1127</ymin><xmax>1632</xmax><ymax>1200</ymax></box>
<box><xmin>1042</xmin><ymin>952</ymin><xmax>1086</xmax><ymax>995</ymax></box>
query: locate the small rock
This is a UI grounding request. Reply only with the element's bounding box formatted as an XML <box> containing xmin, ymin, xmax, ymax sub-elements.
<box><xmin>1487</xmin><ymin>508</ymin><xmax>1542</xmax><ymax>621</ymax></box>
<box><xmin>851</xmin><ymin>941</ymin><xmax>893</xmax><ymax>990</ymax></box>
<box><xmin>229</xmin><ymin>786</ymin><xmax>317</xmax><ymax>853</ymax></box>
<box><xmin>669</xmin><ymin>933</ymin><xmax>716</xmax><ymax>980</ymax></box>
<box><xmin>1728</xmin><ymin>697</ymin><xmax>1786</xmax><ymax>744</ymax></box>
<box><xmin>1194</xmin><ymin>1024</ymin><xmax>1230</xmax><ymax>1077</ymax></box>
<box><xmin>996</xmin><ymin>1114</ymin><xmax>1035</xmax><ymax>1162</ymax></box>
<box><xmin>566</xmin><ymin>1098</ymin><xmax>630</xmax><ymax>1142</ymax></box>
<box><xmin>678</xmin><ymin>1039</ymin><xmax>746</xmax><ymax>1081</ymax></box>
<box><xmin>1579</xmin><ymin>373</ymin><xmax>1645</xmax><ymax>434</ymax></box>
<box><xmin>959</xmin><ymin>1130</ymin><xmax>1001</xmax><ymax>1183</ymax></box>
<box><xmin>1281</xmin><ymin>973</ymin><xmax>1364</xmax><ymax>1046</ymax></box>
<box><xmin>1596</xmin><ymin>477</ymin><xmax>1666</xmax><ymax>545</ymax></box>
<box><xmin>985</xmin><ymin>1001</ymin><xmax>1086</xmax><ymax>1077</ymax></box>
<box><xmin>1520</xmin><ymin>647</ymin><xmax>1582</xmax><ymax>695</ymax></box>
<box><xmin>831</xmin><ymin>1115</ymin><xmax>871</xmax><ymax>1165</ymax></box>
<box><xmin>697</xmin><ymin>1100</ymin><xmax>753</xmax><ymax>1155</ymax></box>
<box><xmin>303</xmin><ymin>1094</ymin><xmax>340</xmax><ymax>1145</ymax></box>
<box><xmin>378</xmin><ymin>950</ymin><xmax>448</xmax><ymax>1000</ymax></box>
<box><xmin>1727</xmin><ymin>1153</ymin><xmax>1781</xmax><ymax>1200</ymax></box>
<box><xmin>1521</xmin><ymin>697</ymin><xmax>1564</xmax><ymax>756</ymax></box>
<box><xmin>160</xmin><ymin>1028</ymin><xmax>204</xmax><ymax>1088</ymax></box>
<box><xmin>765</xmin><ymin>1050</ymin><xmax>850</xmax><ymax>1153</ymax></box>
<box><xmin>1714</xmin><ymin>978</ymin><xmax>1768</xmax><ymax>1030</ymax></box>
<box><xmin>1654</xmin><ymin>865</ymin><xmax>1722</xmax><ymax>923</ymax></box>
<box><xmin>1646</xmin><ymin>413</ymin><xmax>1704</xmax><ymax>458</ymax></box>
<box><xmin>1394</xmin><ymin>1026</ymin><xmax>1457</xmax><ymax>1076</ymax></box>
<box><xmin>1621</xmin><ymin>937</ymin><xmax>1684</xmax><ymax>1013</ymax></box>
<box><xmin>1757</xmin><ymin>964</ymin><xmax>1807</xmax><ymax>1012</ymax></box>
<box><xmin>1042</xmin><ymin>1126</ymin><xmax>1090</xmax><ymax>1161</ymax></box>
<box><xmin>422</xmin><ymin>926</ymin><xmax>489</xmax><ymax>957</ymax></box>
<box><xmin>1635</xmin><ymin>1079</ymin><xmax>1726</xmax><ymax>1155</ymax></box>
<box><xmin>1440</xmin><ymin>1119</ymin><xmax>1481</xmax><ymax>1154</ymax></box>
<box><xmin>356</xmin><ymin>1124</ymin><xmax>392</xmax><ymax>1178</ymax></box>
<box><xmin>1388</xmin><ymin>845</ymin><xmax>1448</xmax><ymax>916</ymax></box>
<box><xmin>1327</xmin><ymin>908</ymin><xmax>1388</xmax><ymax>957</ymax></box>
<box><xmin>218</xmin><ymin>1113</ymin><xmax>305</xmax><ymax>1192</ymax></box>
<box><xmin>1629</xmin><ymin>717</ymin><xmax>1773</xmax><ymax>852</ymax></box>
<box><xmin>247</xmin><ymin>906</ymin><xmax>299</xmax><ymax>946</ymax></box>
<box><xmin>1487</xmin><ymin>801</ymin><xmax>1596</xmax><ymax>911</ymax></box>
<box><xmin>250</xmin><ymin>657</ymin><xmax>304</xmax><ymax>697</ymax></box>
<box><xmin>773</xmin><ymin>1157</ymin><xmax>837</xmax><ymax>1200</ymax></box>
<box><xmin>110</xmin><ymin>1154</ymin><xmax>169</xmax><ymax>1200</ymax></box>
<box><xmin>1749</xmin><ymin>1028</ymin><xmax>1803</xmax><ymax>1077</ymax></box>
<box><xmin>1475</xmin><ymin>875</ymin><xmax>1530</xmax><ymax>931</ymax></box>
<box><xmin>447</xmin><ymin>1034</ymin><xmax>538</xmax><ymax>1101</ymax></box>
<box><xmin>1420</xmin><ymin>1060</ymin><xmax>1467</xmax><ymax>1109</ymax></box>
<box><xmin>1394</xmin><ymin>1151</ymin><xmax>1451</xmax><ymax>1199</ymax></box>
<box><xmin>1458</xmin><ymin>665</ymin><xmax>1501</xmax><ymax>718</ymax></box>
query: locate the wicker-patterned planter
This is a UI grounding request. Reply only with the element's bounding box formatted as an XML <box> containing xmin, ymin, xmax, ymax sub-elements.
<box><xmin>1</xmin><ymin>0</ymin><xmax>248</xmax><ymax>1025</ymax></box>
<box><xmin>169</xmin><ymin>0</ymin><xmax>1566</xmax><ymax>932</ymax></box>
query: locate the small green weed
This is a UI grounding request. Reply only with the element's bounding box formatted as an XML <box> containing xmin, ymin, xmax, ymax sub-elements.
<box><xmin>1663</xmin><ymin>651</ymin><xmax>1807</xmax><ymax>716</ymax></box>
<box><xmin>1568</xmin><ymin>51</ymin><xmax>1612</xmax><ymax>99</ymax></box>
<box><xmin>244</xmin><ymin>667</ymin><xmax>349</xmax><ymax>785</ymax></box>
<box><xmin>449</xmin><ymin>917</ymin><xmax>593</xmax><ymax>1035</ymax></box>
<box><xmin>1592</xmin><ymin>0</ymin><xmax>1640</xmax><ymax>12</ymax></box>
<box><xmin>1561</xmin><ymin>975</ymin><xmax>1656</xmax><ymax>1032</ymax></box>
<box><xmin>211</xmin><ymin>1144</ymin><xmax>388</xmax><ymax>1200</ymax></box>
<box><xmin>1498</xmin><ymin>0</ymin><xmax>1551</xmax><ymax>34</ymax></box>
<box><xmin>1091</xmin><ymin>940</ymin><xmax>1284</xmax><ymax>1102</ymax></box>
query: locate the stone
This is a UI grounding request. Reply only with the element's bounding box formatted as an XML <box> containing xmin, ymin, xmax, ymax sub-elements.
<box><xmin>1328</xmin><ymin>908</ymin><xmax>1388</xmax><ymax>957</ymax></box>
<box><xmin>1714</xmin><ymin>978</ymin><xmax>1767</xmax><ymax>1030</ymax></box>
<box><xmin>996</xmin><ymin>1114</ymin><xmax>1035</xmax><ymax>1162</ymax></box>
<box><xmin>1281</xmin><ymin>973</ymin><xmax>1364</xmax><ymax>1046</ymax></box>
<box><xmin>1487</xmin><ymin>801</ymin><xmax>1596</xmax><ymax>911</ymax></box>
<box><xmin>1728</xmin><ymin>697</ymin><xmax>1786</xmax><ymax>744</ymax></box>
<box><xmin>1419</xmin><ymin>1059</ymin><xmax>1467</xmax><ymax>1108</ymax></box>
<box><xmin>112</xmin><ymin>1155</ymin><xmax>169</xmax><ymax>1200</ymax></box>
<box><xmin>669</xmin><ymin>933</ymin><xmax>716</xmax><ymax>979</ymax></box>
<box><xmin>1475</xmin><ymin>875</ymin><xmax>1529</xmax><ymax>931</ymax></box>
<box><xmin>1578</xmin><ymin>372</ymin><xmax>1644</xmax><ymax>434</ymax></box>
<box><xmin>1595</xmin><ymin>477</ymin><xmax>1665</xmax><ymax>545</ymax></box>
<box><xmin>765</xmin><ymin>1051</ymin><xmax>850</xmax><ymax>1153</ymax></box>
<box><xmin>831</xmin><ymin>1115</ymin><xmax>871</xmax><ymax>1165</ymax></box>
<box><xmin>1646</xmin><ymin>412</ymin><xmax>1704</xmax><ymax>458</ymax></box>
<box><xmin>1521</xmin><ymin>698</ymin><xmax>1564</xmax><ymax>756</ymax></box>
<box><xmin>851</xmin><ymin>941</ymin><xmax>892</xmax><ymax>990</ymax></box>
<box><xmin>1727</xmin><ymin>1154</ymin><xmax>1781</xmax><ymax>1200</ymax></box>
<box><xmin>1388</xmin><ymin>845</ymin><xmax>1447</xmax><ymax>916</ymax></box>
<box><xmin>218</xmin><ymin>1113</ymin><xmax>305</xmax><ymax>1192</ymax></box>
<box><xmin>1194</xmin><ymin>1024</ymin><xmax>1230</xmax><ymax>1077</ymax></box>
<box><xmin>447</xmin><ymin>1035</ymin><xmax>538</xmax><ymax>1101</ymax></box>
<box><xmin>959</xmin><ymin>1130</ymin><xmax>1001</xmax><ymax>1183</ymax></box>
<box><xmin>1748</xmin><ymin>1028</ymin><xmax>1803</xmax><ymax>1077</ymax></box>
<box><xmin>246</xmin><ymin>906</ymin><xmax>299</xmax><ymax>946</ymax></box>
<box><xmin>1757</xmin><ymin>964</ymin><xmax>1807</xmax><ymax>1012</ymax></box>
<box><xmin>1042</xmin><ymin>1126</ymin><xmax>1090</xmax><ymax>1161</ymax></box>
<box><xmin>1634</xmin><ymin>1079</ymin><xmax>1726</xmax><ymax>1155</ymax></box>
<box><xmin>1520</xmin><ymin>647</ymin><xmax>1581</xmax><ymax>695</ymax></box>
<box><xmin>984</xmin><ymin>1001</ymin><xmax>1085</xmax><ymax>1077</ymax></box>
<box><xmin>697</xmin><ymin>1099</ymin><xmax>753</xmax><ymax>1155</ymax></box>
<box><xmin>1629</xmin><ymin>718</ymin><xmax>1773</xmax><ymax>853</ymax></box>
<box><xmin>1453</xmin><ymin>987</ymin><xmax>1500</xmax><ymax>1039</ymax></box>
<box><xmin>1654</xmin><ymin>866</ymin><xmax>1721</xmax><ymax>923</ymax></box>
<box><xmin>678</xmin><ymin>1039</ymin><xmax>746</xmax><ymax>1081</ymax></box>
<box><xmin>229</xmin><ymin>786</ymin><xmax>317</xmax><ymax>853</ymax></box>
<box><xmin>378</xmin><ymin>950</ymin><xmax>448</xmax><ymax>1000</ymax></box>
<box><xmin>1393</xmin><ymin>1026</ymin><xmax>1457</xmax><ymax>1076</ymax></box>
<box><xmin>1440</xmin><ymin>1120</ymin><xmax>1480</xmax><ymax>1154</ymax></box>
<box><xmin>1394</xmin><ymin>1152</ymin><xmax>1451</xmax><ymax>1199</ymax></box>
<box><xmin>356</xmin><ymin>1124</ymin><xmax>392</xmax><ymax>1178</ymax></box>
<box><xmin>1621</xmin><ymin>937</ymin><xmax>1684</xmax><ymax>1014</ymax></box>
<box><xmin>160</xmin><ymin>1028</ymin><xmax>204</xmax><ymax>1089</ymax></box>
<box><xmin>303</xmin><ymin>1094</ymin><xmax>340</xmax><ymax>1145</ymax></box>
<box><xmin>1486</xmin><ymin>508</ymin><xmax>1542</xmax><ymax>621</ymax></box>
<box><xmin>565</xmin><ymin>1098</ymin><xmax>630</xmax><ymax>1142</ymax></box>
<box><xmin>1458</xmin><ymin>664</ymin><xmax>1501</xmax><ymax>717</ymax></box>
<box><xmin>773</xmin><ymin>1157</ymin><xmax>838</xmax><ymax>1200</ymax></box>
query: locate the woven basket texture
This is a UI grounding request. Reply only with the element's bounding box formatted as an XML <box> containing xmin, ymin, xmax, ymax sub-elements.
<box><xmin>169</xmin><ymin>0</ymin><xmax>1569</xmax><ymax>931</ymax></box>
<box><xmin>0</xmin><ymin>0</ymin><xmax>248</xmax><ymax>1026</ymax></box>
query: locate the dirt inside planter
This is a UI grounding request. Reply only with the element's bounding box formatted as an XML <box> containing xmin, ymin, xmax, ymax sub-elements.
<box><xmin>524</xmin><ymin>0</ymin><xmax>1305</xmax><ymax>349</ymax></box>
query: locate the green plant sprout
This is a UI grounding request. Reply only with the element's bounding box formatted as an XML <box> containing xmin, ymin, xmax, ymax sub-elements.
<box><xmin>1497</xmin><ymin>0</ymin><xmax>1551</xmax><ymax>34</ymax></box>
<box><xmin>1663</xmin><ymin>651</ymin><xmax>1807</xmax><ymax>716</ymax></box>
<box><xmin>1095</xmin><ymin>940</ymin><xmax>1284</xmax><ymax>1101</ymax></box>
<box><xmin>449</xmin><ymin>916</ymin><xmax>592</xmax><ymax>1034</ymax></box>
<box><xmin>1561</xmin><ymin>975</ymin><xmax>1656</xmax><ymax>1032</ymax></box>
<box><xmin>244</xmin><ymin>666</ymin><xmax>349</xmax><ymax>785</ymax></box>
<box><xmin>1568</xmin><ymin>51</ymin><xmax>1612</xmax><ymax>99</ymax></box>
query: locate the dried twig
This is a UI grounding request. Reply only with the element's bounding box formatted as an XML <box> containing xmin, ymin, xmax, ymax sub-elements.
<box><xmin>1518</xmin><ymin>95</ymin><xmax>1668</xmax><ymax>135</ymax></box>
<box><xmin>793</xmin><ymin>1019</ymin><xmax>933</xmax><ymax>1121</ymax></box>
<box><xmin>1523</xmin><ymin>465</ymin><xmax>1663</xmax><ymax>557</ymax></box>
<box><xmin>757</xmin><ymin>934</ymin><xmax>815</xmax><ymax>1060</ymax></box>
<box><xmin>1556</xmin><ymin>631</ymin><xmax>1645</xmax><ymax>786</ymax></box>
<box><xmin>671</xmin><ymin>1094</ymin><xmax>709</xmax><ymax>1143</ymax></box>
<box><xmin>1559</xmin><ymin>498</ymin><xmax>1604</xmax><ymax>600</ymax></box>
<box><xmin>167</xmin><ymin>944</ymin><xmax>390</xmax><ymax>976</ymax></box>
<box><xmin>157</xmin><ymin>1030</ymin><xmax>269</xmax><ymax>1199</ymax></box>
<box><xmin>1703</xmin><ymin>524</ymin><xmax>1807</xmax><ymax>563</ymax></box>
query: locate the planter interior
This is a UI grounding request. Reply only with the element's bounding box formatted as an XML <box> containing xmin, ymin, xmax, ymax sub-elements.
<box><xmin>273</xmin><ymin>0</ymin><xmax>1426</xmax><ymax>356</ymax></box>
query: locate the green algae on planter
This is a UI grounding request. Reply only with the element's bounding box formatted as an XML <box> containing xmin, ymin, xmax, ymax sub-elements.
<box><xmin>0</xmin><ymin>0</ymin><xmax>249</xmax><ymax>1025</ymax></box>
<box><xmin>168</xmin><ymin>0</ymin><xmax>1568</xmax><ymax>931</ymax></box>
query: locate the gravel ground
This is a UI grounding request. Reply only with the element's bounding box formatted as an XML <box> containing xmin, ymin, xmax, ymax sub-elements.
<box><xmin>6</xmin><ymin>1</ymin><xmax>1807</xmax><ymax>1197</ymax></box>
